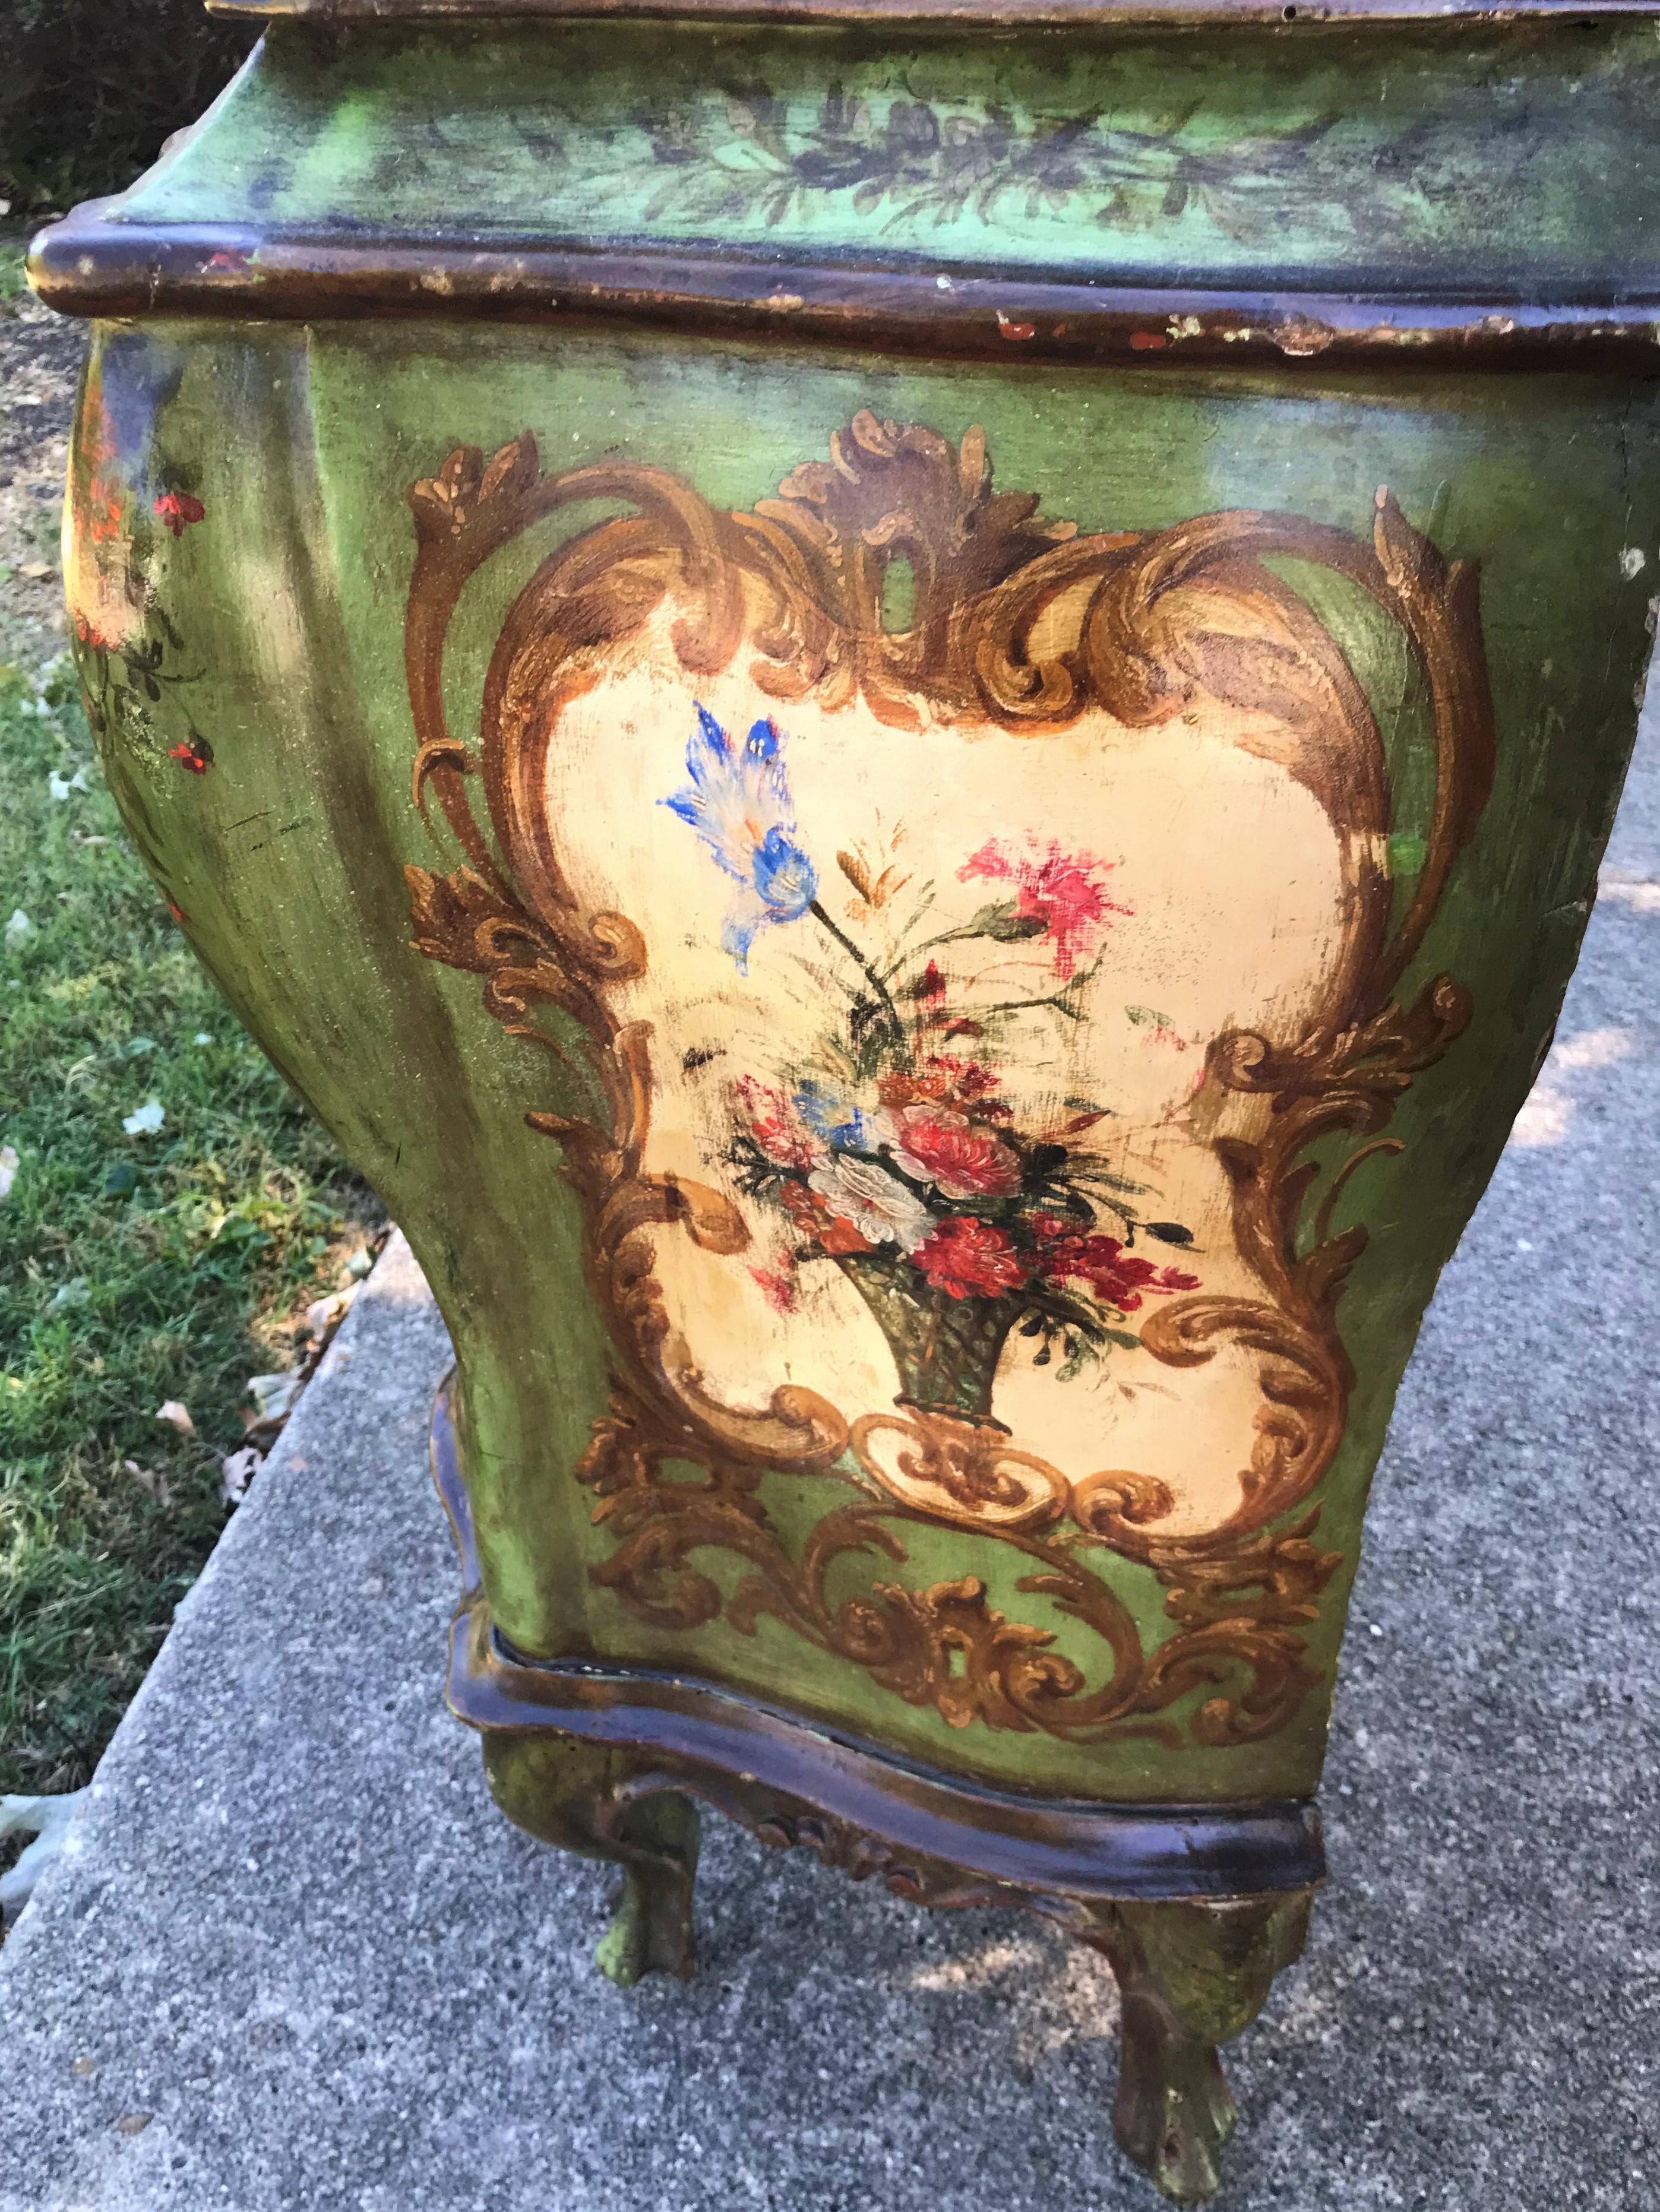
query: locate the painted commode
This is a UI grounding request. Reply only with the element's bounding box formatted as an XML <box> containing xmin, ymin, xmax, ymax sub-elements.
<box><xmin>30</xmin><ymin>1</ymin><xmax>1660</xmax><ymax>2196</ymax></box>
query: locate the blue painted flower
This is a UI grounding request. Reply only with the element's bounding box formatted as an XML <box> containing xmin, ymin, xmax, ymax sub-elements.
<box><xmin>662</xmin><ymin>706</ymin><xmax>819</xmax><ymax>971</ymax></box>
<box><xmin>792</xmin><ymin>1079</ymin><xmax>872</xmax><ymax>1153</ymax></box>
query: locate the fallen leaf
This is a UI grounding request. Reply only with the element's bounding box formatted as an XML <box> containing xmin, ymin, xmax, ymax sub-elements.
<box><xmin>72</xmin><ymin>2056</ymin><xmax>96</xmax><ymax>2078</ymax></box>
<box><xmin>46</xmin><ymin>1277</ymin><xmax>90</xmax><ymax>1312</ymax></box>
<box><xmin>124</xmin><ymin>1458</ymin><xmax>173</xmax><ymax>1507</ymax></box>
<box><xmin>246</xmin><ymin>1371</ymin><xmax>303</xmax><ymax>1423</ymax></box>
<box><xmin>220</xmin><ymin>1447</ymin><xmax>262</xmax><ymax>1505</ymax></box>
<box><xmin>154</xmin><ymin>1400</ymin><xmax>194</xmax><ymax>1435</ymax></box>
<box><xmin>344</xmin><ymin>1246</ymin><xmax>375</xmax><ymax>1281</ymax></box>
<box><xmin>18</xmin><ymin>561</ymin><xmax>53</xmax><ymax>582</ymax></box>
<box><xmin>102</xmin><ymin>1160</ymin><xmax>138</xmax><ymax>1198</ymax></box>
<box><xmin>0</xmin><ymin>1790</ymin><xmax>90</xmax><ymax>1926</ymax></box>
<box><xmin>304</xmin><ymin>1285</ymin><xmax>355</xmax><ymax>1345</ymax></box>
<box><xmin>4</xmin><ymin>909</ymin><xmax>34</xmax><ymax>951</ymax></box>
<box><xmin>113</xmin><ymin>2113</ymin><xmax>152</xmax><ymax>2136</ymax></box>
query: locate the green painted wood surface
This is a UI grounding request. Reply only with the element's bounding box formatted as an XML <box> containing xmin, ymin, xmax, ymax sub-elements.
<box><xmin>68</xmin><ymin>309</ymin><xmax>1658</xmax><ymax>1800</ymax></box>
<box><xmin>118</xmin><ymin>17</ymin><xmax>1660</xmax><ymax>294</ymax></box>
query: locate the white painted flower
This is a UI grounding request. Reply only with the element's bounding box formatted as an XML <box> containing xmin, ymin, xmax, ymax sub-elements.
<box><xmin>807</xmin><ymin>1154</ymin><xmax>933</xmax><ymax>1253</ymax></box>
<box><xmin>122</xmin><ymin>1100</ymin><xmax>166</xmax><ymax>1137</ymax></box>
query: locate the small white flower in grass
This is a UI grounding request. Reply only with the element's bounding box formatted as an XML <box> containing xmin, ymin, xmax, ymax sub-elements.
<box><xmin>47</xmin><ymin>767</ymin><xmax>88</xmax><ymax>800</ymax></box>
<box><xmin>192</xmin><ymin>1033</ymin><xmax>213</xmax><ymax>1046</ymax></box>
<box><xmin>122</xmin><ymin>1100</ymin><xmax>165</xmax><ymax>1137</ymax></box>
<box><xmin>0</xmin><ymin>1146</ymin><xmax>17</xmax><ymax>1201</ymax></box>
<box><xmin>4</xmin><ymin>909</ymin><xmax>34</xmax><ymax>951</ymax></box>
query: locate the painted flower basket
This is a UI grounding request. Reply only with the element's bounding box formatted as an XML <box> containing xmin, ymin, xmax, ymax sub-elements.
<box><xmin>30</xmin><ymin>0</ymin><xmax>1660</xmax><ymax>2197</ymax></box>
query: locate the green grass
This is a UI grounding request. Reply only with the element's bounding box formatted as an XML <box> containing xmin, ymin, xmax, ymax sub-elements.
<box><xmin>0</xmin><ymin>652</ymin><xmax>380</xmax><ymax>1797</ymax></box>
<box><xmin>0</xmin><ymin>243</ymin><xmax>26</xmax><ymax>304</ymax></box>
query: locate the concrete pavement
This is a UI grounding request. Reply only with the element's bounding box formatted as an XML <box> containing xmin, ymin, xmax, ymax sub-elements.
<box><xmin>0</xmin><ymin>715</ymin><xmax>1655</xmax><ymax>2212</ymax></box>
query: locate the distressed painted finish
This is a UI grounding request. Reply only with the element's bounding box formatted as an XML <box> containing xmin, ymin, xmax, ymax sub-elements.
<box><xmin>33</xmin><ymin>5</ymin><xmax>1660</xmax><ymax>2198</ymax></box>
<box><xmin>108</xmin><ymin>18</ymin><xmax>1660</xmax><ymax>290</ymax></box>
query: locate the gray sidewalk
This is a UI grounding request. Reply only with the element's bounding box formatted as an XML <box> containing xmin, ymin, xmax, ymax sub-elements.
<box><xmin>0</xmin><ymin>721</ymin><xmax>1656</xmax><ymax>2212</ymax></box>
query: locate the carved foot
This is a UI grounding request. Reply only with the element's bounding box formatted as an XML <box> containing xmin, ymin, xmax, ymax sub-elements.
<box><xmin>482</xmin><ymin>1733</ymin><xmax>701</xmax><ymax>1985</ymax></box>
<box><xmin>1087</xmin><ymin>1891</ymin><xmax>1312</xmax><ymax>2205</ymax></box>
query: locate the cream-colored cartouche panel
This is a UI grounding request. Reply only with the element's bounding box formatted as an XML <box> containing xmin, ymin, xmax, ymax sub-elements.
<box><xmin>543</xmin><ymin>596</ymin><xmax>1346</xmax><ymax>1539</ymax></box>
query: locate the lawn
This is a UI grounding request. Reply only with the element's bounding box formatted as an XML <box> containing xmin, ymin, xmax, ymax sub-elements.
<box><xmin>0</xmin><ymin>626</ymin><xmax>380</xmax><ymax>1802</ymax></box>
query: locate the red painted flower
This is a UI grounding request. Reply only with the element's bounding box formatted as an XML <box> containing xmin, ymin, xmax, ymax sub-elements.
<box><xmin>153</xmin><ymin>490</ymin><xmax>205</xmax><ymax>539</ymax></box>
<box><xmin>934</xmin><ymin>1056</ymin><xmax>1001</xmax><ymax>1103</ymax></box>
<box><xmin>959</xmin><ymin>837</ymin><xmax>1131</xmax><ymax>978</ymax></box>
<box><xmin>168</xmin><ymin>740</ymin><xmax>210</xmax><ymax>776</ymax></box>
<box><xmin>87</xmin><ymin>494</ymin><xmax>125</xmax><ymax>546</ymax></box>
<box><xmin>913</xmin><ymin>1217</ymin><xmax>1027</xmax><ymax>1300</ymax></box>
<box><xmin>1033</xmin><ymin>1217</ymin><xmax>1199</xmax><ymax>1311</ymax></box>
<box><xmin>779</xmin><ymin>1178</ymin><xmax>872</xmax><ymax>1257</ymax></box>
<box><xmin>883</xmin><ymin>1105</ymin><xmax>1022</xmax><ymax>1199</ymax></box>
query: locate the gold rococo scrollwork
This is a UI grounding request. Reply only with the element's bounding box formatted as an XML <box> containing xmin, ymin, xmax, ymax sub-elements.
<box><xmin>401</xmin><ymin>410</ymin><xmax>1494</xmax><ymax>1751</ymax></box>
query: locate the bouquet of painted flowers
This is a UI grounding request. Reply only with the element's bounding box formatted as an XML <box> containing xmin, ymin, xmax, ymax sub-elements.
<box><xmin>666</xmin><ymin>705</ymin><xmax>1200</xmax><ymax>1420</ymax></box>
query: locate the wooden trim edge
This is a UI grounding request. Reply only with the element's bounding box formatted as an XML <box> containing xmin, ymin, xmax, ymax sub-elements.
<box><xmin>430</xmin><ymin>1379</ymin><xmax>1327</xmax><ymax>1904</ymax></box>
<box><xmin>30</xmin><ymin>213</ymin><xmax>1660</xmax><ymax>372</ymax></box>
<box><xmin>203</xmin><ymin>0</ymin><xmax>1660</xmax><ymax>25</ymax></box>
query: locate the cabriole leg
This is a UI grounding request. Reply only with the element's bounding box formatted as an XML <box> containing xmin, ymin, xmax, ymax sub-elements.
<box><xmin>1087</xmin><ymin>1891</ymin><xmax>1313</xmax><ymax>2205</ymax></box>
<box><xmin>481</xmin><ymin>1732</ymin><xmax>701</xmax><ymax>1987</ymax></box>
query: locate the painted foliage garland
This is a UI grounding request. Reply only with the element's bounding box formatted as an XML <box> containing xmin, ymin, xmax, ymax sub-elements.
<box><xmin>401</xmin><ymin>412</ymin><xmax>1494</xmax><ymax>1749</ymax></box>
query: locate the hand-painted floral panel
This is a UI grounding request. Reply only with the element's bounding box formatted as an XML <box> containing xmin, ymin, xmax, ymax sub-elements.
<box><xmin>403</xmin><ymin>407</ymin><xmax>1491</xmax><ymax>1745</ymax></box>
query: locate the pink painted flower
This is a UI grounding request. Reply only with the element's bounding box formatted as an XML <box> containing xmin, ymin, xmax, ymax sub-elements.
<box><xmin>913</xmin><ymin>1217</ymin><xmax>1027</xmax><ymax>1300</ymax></box>
<box><xmin>153</xmin><ymin>490</ymin><xmax>205</xmax><ymax>539</ymax></box>
<box><xmin>881</xmin><ymin>1105</ymin><xmax>1022</xmax><ymax>1199</ymax></box>
<box><xmin>959</xmin><ymin>837</ymin><xmax>1130</xmax><ymax>978</ymax></box>
<box><xmin>736</xmin><ymin>1077</ymin><xmax>824</xmax><ymax>1170</ymax></box>
<box><xmin>748</xmin><ymin>1263</ymin><xmax>799</xmax><ymax>1315</ymax></box>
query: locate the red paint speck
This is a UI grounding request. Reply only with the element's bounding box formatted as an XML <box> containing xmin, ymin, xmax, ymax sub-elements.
<box><xmin>995</xmin><ymin>313</ymin><xmax>1036</xmax><ymax>341</ymax></box>
<box><xmin>153</xmin><ymin>491</ymin><xmax>205</xmax><ymax>538</ymax></box>
<box><xmin>168</xmin><ymin>741</ymin><xmax>210</xmax><ymax>776</ymax></box>
<box><xmin>1129</xmin><ymin>331</ymin><xmax>1168</xmax><ymax>352</ymax></box>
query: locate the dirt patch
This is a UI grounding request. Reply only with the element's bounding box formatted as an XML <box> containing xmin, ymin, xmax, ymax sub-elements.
<box><xmin>1</xmin><ymin>227</ymin><xmax>86</xmax><ymax>667</ymax></box>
